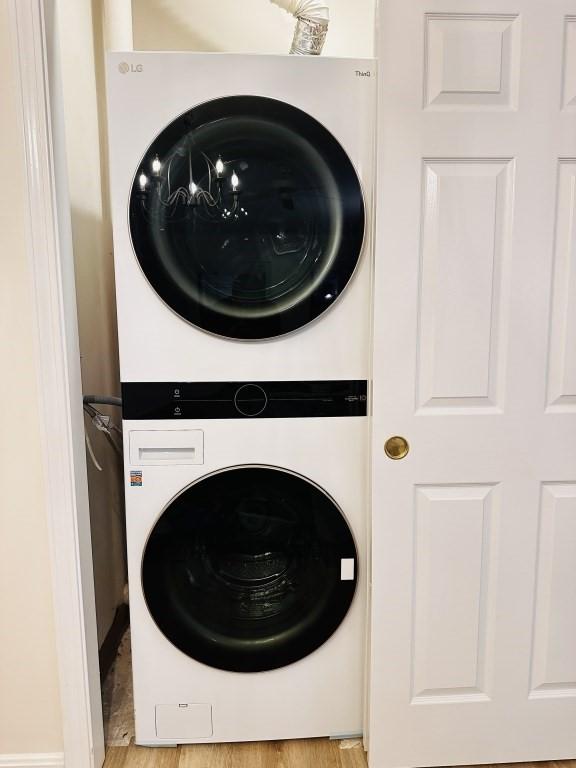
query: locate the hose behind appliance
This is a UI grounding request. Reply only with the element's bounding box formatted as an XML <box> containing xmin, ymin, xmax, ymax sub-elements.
<box><xmin>269</xmin><ymin>0</ymin><xmax>330</xmax><ymax>55</ymax></box>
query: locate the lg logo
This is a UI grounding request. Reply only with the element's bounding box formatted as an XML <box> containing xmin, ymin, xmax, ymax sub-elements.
<box><xmin>118</xmin><ymin>62</ymin><xmax>143</xmax><ymax>74</ymax></box>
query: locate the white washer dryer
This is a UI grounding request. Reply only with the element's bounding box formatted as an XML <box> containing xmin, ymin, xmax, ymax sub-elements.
<box><xmin>106</xmin><ymin>52</ymin><xmax>376</xmax><ymax>382</ymax></box>
<box><xmin>123</xmin><ymin>380</ymin><xmax>367</xmax><ymax>745</ymax></box>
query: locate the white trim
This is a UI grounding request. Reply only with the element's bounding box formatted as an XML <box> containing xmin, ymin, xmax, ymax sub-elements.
<box><xmin>0</xmin><ymin>754</ymin><xmax>65</xmax><ymax>768</ymax></box>
<box><xmin>7</xmin><ymin>1</ymin><xmax>104</xmax><ymax>767</ymax></box>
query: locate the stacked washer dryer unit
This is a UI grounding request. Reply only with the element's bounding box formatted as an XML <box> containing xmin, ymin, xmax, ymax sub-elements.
<box><xmin>107</xmin><ymin>52</ymin><xmax>376</xmax><ymax>746</ymax></box>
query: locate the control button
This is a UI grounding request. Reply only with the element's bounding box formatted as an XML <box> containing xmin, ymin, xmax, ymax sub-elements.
<box><xmin>174</xmin><ymin>406</ymin><xmax>182</xmax><ymax>417</ymax></box>
<box><xmin>172</xmin><ymin>387</ymin><xmax>181</xmax><ymax>400</ymax></box>
<box><xmin>234</xmin><ymin>384</ymin><xmax>268</xmax><ymax>417</ymax></box>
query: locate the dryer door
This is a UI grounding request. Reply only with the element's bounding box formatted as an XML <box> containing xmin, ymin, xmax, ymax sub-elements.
<box><xmin>129</xmin><ymin>96</ymin><xmax>365</xmax><ymax>340</ymax></box>
<box><xmin>142</xmin><ymin>466</ymin><xmax>358</xmax><ymax>672</ymax></box>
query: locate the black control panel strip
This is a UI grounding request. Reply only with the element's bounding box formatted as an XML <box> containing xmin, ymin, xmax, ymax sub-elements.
<box><xmin>122</xmin><ymin>380</ymin><xmax>368</xmax><ymax>420</ymax></box>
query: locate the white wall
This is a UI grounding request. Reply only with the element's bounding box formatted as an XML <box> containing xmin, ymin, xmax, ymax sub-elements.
<box><xmin>131</xmin><ymin>0</ymin><xmax>375</xmax><ymax>58</ymax></box>
<box><xmin>0</xmin><ymin>0</ymin><xmax>63</xmax><ymax>754</ymax></box>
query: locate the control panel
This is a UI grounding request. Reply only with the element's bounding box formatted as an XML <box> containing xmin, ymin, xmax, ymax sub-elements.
<box><xmin>121</xmin><ymin>380</ymin><xmax>368</xmax><ymax>420</ymax></box>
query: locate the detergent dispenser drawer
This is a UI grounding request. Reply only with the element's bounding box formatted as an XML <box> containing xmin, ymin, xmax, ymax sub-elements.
<box><xmin>129</xmin><ymin>429</ymin><xmax>204</xmax><ymax>466</ymax></box>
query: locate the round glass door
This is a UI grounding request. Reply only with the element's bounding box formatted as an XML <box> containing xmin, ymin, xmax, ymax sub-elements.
<box><xmin>129</xmin><ymin>96</ymin><xmax>365</xmax><ymax>340</ymax></box>
<box><xmin>142</xmin><ymin>466</ymin><xmax>358</xmax><ymax>672</ymax></box>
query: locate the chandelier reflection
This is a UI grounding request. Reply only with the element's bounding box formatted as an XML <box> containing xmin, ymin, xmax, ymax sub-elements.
<box><xmin>136</xmin><ymin>153</ymin><xmax>249</xmax><ymax>222</ymax></box>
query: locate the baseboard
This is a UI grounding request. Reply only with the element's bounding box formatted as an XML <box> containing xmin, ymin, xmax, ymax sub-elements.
<box><xmin>0</xmin><ymin>755</ymin><xmax>64</xmax><ymax>767</ymax></box>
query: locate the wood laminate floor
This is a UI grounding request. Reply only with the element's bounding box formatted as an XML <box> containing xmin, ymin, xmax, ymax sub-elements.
<box><xmin>103</xmin><ymin>738</ymin><xmax>367</xmax><ymax>767</ymax></box>
<box><xmin>103</xmin><ymin>746</ymin><xmax>576</xmax><ymax>768</ymax></box>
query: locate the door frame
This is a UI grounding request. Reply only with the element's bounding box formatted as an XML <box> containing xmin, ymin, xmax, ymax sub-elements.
<box><xmin>7</xmin><ymin>1</ymin><xmax>106</xmax><ymax>765</ymax></box>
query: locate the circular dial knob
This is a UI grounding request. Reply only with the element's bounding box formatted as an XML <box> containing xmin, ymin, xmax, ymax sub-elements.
<box><xmin>234</xmin><ymin>384</ymin><xmax>268</xmax><ymax>417</ymax></box>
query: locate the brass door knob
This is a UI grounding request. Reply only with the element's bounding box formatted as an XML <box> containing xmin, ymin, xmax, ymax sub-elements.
<box><xmin>384</xmin><ymin>436</ymin><xmax>409</xmax><ymax>460</ymax></box>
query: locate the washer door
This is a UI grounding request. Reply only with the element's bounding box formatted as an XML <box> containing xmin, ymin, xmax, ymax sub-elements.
<box><xmin>142</xmin><ymin>466</ymin><xmax>358</xmax><ymax>672</ymax></box>
<box><xmin>129</xmin><ymin>96</ymin><xmax>365</xmax><ymax>339</ymax></box>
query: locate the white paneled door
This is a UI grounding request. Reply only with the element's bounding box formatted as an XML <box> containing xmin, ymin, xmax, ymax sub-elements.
<box><xmin>369</xmin><ymin>2</ymin><xmax>576</xmax><ymax>767</ymax></box>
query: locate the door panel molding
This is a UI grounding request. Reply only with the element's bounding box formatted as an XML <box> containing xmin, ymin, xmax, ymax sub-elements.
<box><xmin>530</xmin><ymin>482</ymin><xmax>576</xmax><ymax>698</ymax></box>
<box><xmin>562</xmin><ymin>17</ymin><xmax>576</xmax><ymax>111</ymax></box>
<box><xmin>424</xmin><ymin>13</ymin><xmax>521</xmax><ymax>111</ymax></box>
<box><xmin>546</xmin><ymin>159</ymin><xmax>576</xmax><ymax>411</ymax></box>
<box><xmin>416</xmin><ymin>158</ymin><xmax>514</xmax><ymax>413</ymax></box>
<box><xmin>410</xmin><ymin>484</ymin><xmax>498</xmax><ymax>704</ymax></box>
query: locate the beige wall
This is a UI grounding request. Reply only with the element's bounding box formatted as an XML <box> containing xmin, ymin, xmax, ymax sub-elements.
<box><xmin>57</xmin><ymin>0</ymin><xmax>127</xmax><ymax>647</ymax></box>
<box><xmin>0</xmin><ymin>0</ymin><xmax>63</xmax><ymax>754</ymax></box>
<box><xmin>132</xmin><ymin>0</ymin><xmax>375</xmax><ymax>57</ymax></box>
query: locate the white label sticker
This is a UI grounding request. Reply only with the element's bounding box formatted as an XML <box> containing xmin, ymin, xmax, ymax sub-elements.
<box><xmin>340</xmin><ymin>558</ymin><xmax>355</xmax><ymax>581</ymax></box>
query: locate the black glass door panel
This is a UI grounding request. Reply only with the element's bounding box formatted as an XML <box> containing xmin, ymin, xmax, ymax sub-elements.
<box><xmin>129</xmin><ymin>96</ymin><xmax>365</xmax><ymax>339</ymax></box>
<box><xmin>142</xmin><ymin>466</ymin><xmax>358</xmax><ymax>672</ymax></box>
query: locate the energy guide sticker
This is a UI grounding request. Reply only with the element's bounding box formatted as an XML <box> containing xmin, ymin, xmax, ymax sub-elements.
<box><xmin>130</xmin><ymin>471</ymin><xmax>143</xmax><ymax>487</ymax></box>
